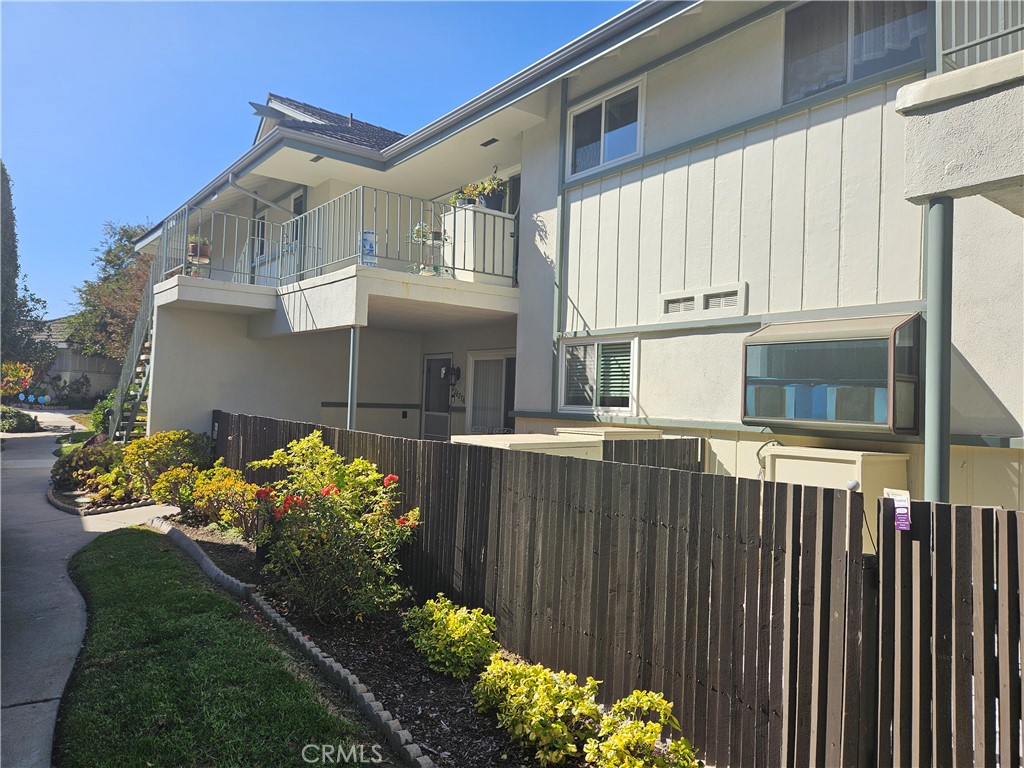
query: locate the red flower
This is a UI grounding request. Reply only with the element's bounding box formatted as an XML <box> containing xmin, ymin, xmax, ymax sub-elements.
<box><xmin>256</xmin><ymin>487</ymin><xmax>275</xmax><ymax>502</ymax></box>
<box><xmin>274</xmin><ymin>506</ymin><xmax>285</xmax><ymax>520</ymax></box>
<box><xmin>321</xmin><ymin>484</ymin><xmax>338</xmax><ymax>496</ymax></box>
<box><xmin>397</xmin><ymin>516</ymin><xmax>407</xmax><ymax>526</ymax></box>
<box><xmin>383</xmin><ymin>474</ymin><xmax>399</xmax><ymax>488</ymax></box>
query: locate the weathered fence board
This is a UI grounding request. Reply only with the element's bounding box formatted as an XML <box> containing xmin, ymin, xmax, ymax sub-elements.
<box><xmin>211</xmin><ymin>411</ymin><xmax>1022</xmax><ymax>768</ymax></box>
<box><xmin>601</xmin><ymin>437</ymin><xmax>702</xmax><ymax>472</ymax></box>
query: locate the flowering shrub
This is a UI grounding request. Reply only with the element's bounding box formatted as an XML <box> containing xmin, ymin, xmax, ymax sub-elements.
<box><xmin>122</xmin><ymin>430</ymin><xmax>215</xmax><ymax>496</ymax></box>
<box><xmin>403</xmin><ymin>594</ymin><xmax>499</xmax><ymax>679</ymax></box>
<box><xmin>584</xmin><ymin>690</ymin><xmax>701</xmax><ymax>768</ymax></box>
<box><xmin>51</xmin><ymin>441</ymin><xmax>124</xmax><ymax>492</ymax></box>
<box><xmin>192</xmin><ymin>468</ymin><xmax>263</xmax><ymax>539</ymax></box>
<box><xmin>474</xmin><ymin>653</ymin><xmax>600</xmax><ymax>765</ymax></box>
<box><xmin>251</xmin><ymin>431</ymin><xmax>420</xmax><ymax>622</ymax></box>
<box><xmin>1</xmin><ymin>361</ymin><xmax>33</xmax><ymax>398</ymax></box>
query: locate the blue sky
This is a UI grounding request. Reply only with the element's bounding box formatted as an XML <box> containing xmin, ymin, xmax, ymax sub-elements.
<box><xmin>1</xmin><ymin>1</ymin><xmax>631</xmax><ymax>318</ymax></box>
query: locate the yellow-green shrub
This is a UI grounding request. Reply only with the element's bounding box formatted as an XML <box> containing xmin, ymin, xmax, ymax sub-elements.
<box><xmin>403</xmin><ymin>594</ymin><xmax>499</xmax><ymax>679</ymax></box>
<box><xmin>584</xmin><ymin>690</ymin><xmax>700</xmax><ymax>768</ymax></box>
<box><xmin>151</xmin><ymin>463</ymin><xmax>200</xmax><ymax>512</ymax></box>
<box><xmin>192</xmin><ymin>468</ymin><xmax>263</xmax><ymax>539</ymax></box>
<box><xmin>122</xmin><ymin>430</ymin><xmax>214</xmax><ymax>496</ymax></box>
<box><xmin>473</xmin><ymin>653</ymin><xmax>600</xmax><ymax>765</ymax></box>
<box><xmin>90</xmin><ymin>465</ymin><xmax>135</xmax><ymax>505</ymax></box>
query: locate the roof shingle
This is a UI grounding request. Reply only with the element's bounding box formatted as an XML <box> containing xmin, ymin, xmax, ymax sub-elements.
<box><xmin>266</xmin><ymin>93</ymin><xmax>406</xmax><ymax>152</ymax></box>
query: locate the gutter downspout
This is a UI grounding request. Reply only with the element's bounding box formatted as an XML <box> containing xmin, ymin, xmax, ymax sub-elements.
<box><xmin>347</xmin><ymin>327</ymin><xmax>360</xmax><ymax>430</ymax></box>
<box><xmin>924</xmin><ymin>196</ymin><xmax>953</xmax><ymax>502</ymax></box>
<box><xmin>227</xmin><ymin>173</ymin><xmax>292</xmax><ymax>215</ymax></box>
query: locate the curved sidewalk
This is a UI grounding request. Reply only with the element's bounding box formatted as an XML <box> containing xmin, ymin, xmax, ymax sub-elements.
<box><xmin>0</xmin><ymin>411</ymin><xmax>168</xmax><ymax>767</ymax></box>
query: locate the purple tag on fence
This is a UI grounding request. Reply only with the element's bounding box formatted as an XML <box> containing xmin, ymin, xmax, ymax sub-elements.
<box><xmin>894</xmin><ymin>503</ymin><xmax>911</xmax><ymax>531</ymax></box>
<box><xmin>886</xmin><ymin>488</ymin><xmax>911</xmax><ymax>532</ymax></box>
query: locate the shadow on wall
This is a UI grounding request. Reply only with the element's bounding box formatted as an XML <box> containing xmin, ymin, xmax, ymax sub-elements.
<box><xmin>951</xmin><ymin>345</ymin><xmax>1022</xmax><ymax>437</ymax></box>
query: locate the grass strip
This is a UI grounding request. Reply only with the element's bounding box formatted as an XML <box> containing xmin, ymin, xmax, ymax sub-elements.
<box><xmin>53</xmin><ymin>430</ymin><xmax>95</xmax><ymax>457</ymax></box>
<box><xmin>55</xmin><ymin>527</ymin><xmax>362</xmax><ymax>768</ymax></box>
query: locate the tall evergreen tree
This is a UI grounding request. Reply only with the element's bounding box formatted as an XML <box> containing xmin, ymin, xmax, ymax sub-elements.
<box><xmin>1</xmin><ymin>160</ymin><xmax>53</xmax><ymax>369</ymax></box>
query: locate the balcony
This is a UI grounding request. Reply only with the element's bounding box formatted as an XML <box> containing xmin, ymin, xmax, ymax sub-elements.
<box><xmin>157</xmin><ymin>186</ymin><xmax>518</xmax><ymax>289</ymax></box>
<box><xmin>937</xmin><ymin>0</ymin><xmax>1024</xmax><ymax>71</ymax></box>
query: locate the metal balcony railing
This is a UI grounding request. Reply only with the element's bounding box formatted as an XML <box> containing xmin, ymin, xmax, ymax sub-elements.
<box><xmin>155</xmin><ymin>186</ymin><xmax>518</xmax><ymax>287</ymax></box>
<box><xmin>938</xmin><ymin>0</ymin><xmax>1024</xmax><ymax>71</ymax></box>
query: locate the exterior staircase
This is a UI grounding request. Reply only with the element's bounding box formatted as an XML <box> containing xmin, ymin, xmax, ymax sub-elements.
<box><xmin>109</xmin><ymin>249</ymin><xmax>161</xmax><ymax>442</ymax></box>
<box><xmin>113</xmin><ymin>332</ymin><xmax>152</xmax><ymax>441</ymax></box>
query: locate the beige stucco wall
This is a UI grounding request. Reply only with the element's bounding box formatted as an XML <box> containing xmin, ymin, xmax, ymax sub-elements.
<box><xmin>515</xmin><ymin>87</ymin><xmax>562</xmax><ymax>413</ymax></box>
<box><xmin>951</xmin><ymin>195</ymin><xmax>1024</xmax><ymax>436</ymax></box>
<box><xmin>149</xmin><ymin>298</ymin><xmax>515</xmax><ymax>442</ymax></box>
<box><xmin>898</xmin><ymin>52</ymin><xmax>1024</xmax><ymax>203</ymax></box>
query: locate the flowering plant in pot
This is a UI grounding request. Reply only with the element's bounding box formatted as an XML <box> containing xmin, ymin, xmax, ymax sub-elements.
<box><xmin>187</xmin><ymin>234</ymin><xmax>211</xmax><ymax>263</ymax></box>
<box><xmin>477</xmin><ymin>173</ymin><xmax>506</xmax><ymax>211</ymax></box>
<box><xmin>449</xmin><ymin>183</ymin><xmax>481</xmax><ymax>207</ymax></box>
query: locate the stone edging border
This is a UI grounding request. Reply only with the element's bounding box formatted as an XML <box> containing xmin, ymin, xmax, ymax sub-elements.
<box><xmin>47</xmin><ymin>487</ymin><xmax>157</xmax><ymax>517</ymax></box>
<box><xmin>146</xmin><ymin>516</ymin><xmax>434</xmax><ymax>768</ymax></box>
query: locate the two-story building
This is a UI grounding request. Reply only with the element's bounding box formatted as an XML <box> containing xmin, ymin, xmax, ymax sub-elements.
<box><xmin>118</xmin><ymin>0</ymin><xmax>1024</xmax><ymax>508</ymax></box>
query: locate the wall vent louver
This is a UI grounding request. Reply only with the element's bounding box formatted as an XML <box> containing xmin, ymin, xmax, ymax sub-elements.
<box><xmin>659</xmin><ymin>282</ymin><xmax>747</xmax><ymax>322</ymax></box>
<box><xmin>665</xmin><ymin>296</ymin><xmax>696</xmax><ymax>314</ymax></box>
<box><xmin>704</xmin><ymin>291</ymin><xmax>739</xmax><ymax>310</ymax></box>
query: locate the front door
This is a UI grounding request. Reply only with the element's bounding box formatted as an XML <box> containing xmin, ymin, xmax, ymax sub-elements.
<box><xmin>422</xmin><ymin>355</ymin><xmax>451</xmax><ymax>441</ymax></box>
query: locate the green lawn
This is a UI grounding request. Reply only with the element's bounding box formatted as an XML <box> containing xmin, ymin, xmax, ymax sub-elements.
<box><xmin>69</xmin><ymin>413</ymin><xmax>93</xmax><ymax>429</ymax></box>
<box><xmin>55</xmin><ymin>527</ymin><xmax>365</xmax><ymax>768</ymax></box>
<box><xmin>53</xmin><ymin>430</ymin><xmax>95</xmax><ymax>457</ymax></box>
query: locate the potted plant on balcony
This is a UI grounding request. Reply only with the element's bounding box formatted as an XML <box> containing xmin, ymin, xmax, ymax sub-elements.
<box><xmin>477</xmin><ymin>173</ymin><xmax>506</xmax><ymax>211</ymax></box>
<box><xmin>187</xmin><ymin>234</ymin><xmax>211</xmax><ymax>264</ymax></box>
<box><xmin>449</xmin><ymin>183</ymin><xmax>480</xmax><ymax>208</ymax></box>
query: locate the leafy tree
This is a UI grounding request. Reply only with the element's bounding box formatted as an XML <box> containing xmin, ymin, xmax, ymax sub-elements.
<box><xmin>68</xmin><ymin>221</ymin><xmax>151</xmax><ymax>361</ymax></box>
<box><xmin>1</xmin><ymin>161</ymin><xmax>54</xmax><ymax>370</ymax></box>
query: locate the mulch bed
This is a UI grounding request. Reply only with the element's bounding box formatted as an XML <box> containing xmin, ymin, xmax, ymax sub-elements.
<box><xmin>172</xmin><ymin>519</ymin><xmax>541</xmax><ymax>768</ymax></box>
<box><xmin>170</xmin><ymin>517</ymin><xmax>265</xmax><ymax>586</ymax></box>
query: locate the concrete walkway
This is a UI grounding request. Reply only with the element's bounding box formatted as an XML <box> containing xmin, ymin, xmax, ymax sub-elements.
<box><xmin>1</xmin><ymin>410</ymin><xmax>167</xmax><ymax>767</ymax></box>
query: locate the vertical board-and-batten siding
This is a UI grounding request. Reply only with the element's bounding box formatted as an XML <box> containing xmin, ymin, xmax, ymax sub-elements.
<box><xmin>563</xmin><ymin>75</ymin><xmax>923</xmax><ymax>334</ymax></box>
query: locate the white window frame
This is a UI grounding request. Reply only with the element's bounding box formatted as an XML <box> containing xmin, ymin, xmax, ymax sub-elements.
<box><xmin>565</xmin><ymin>77</ymin><xmax>645</xmax><ymax>182</ymax></box>
<box><xmin>466</xmin><ymin>349</ymin><xmax>516</xmax><ymax>433</ymax></box>
<box><xmin>558</xmin><ymin>336</ymin><xmax>638</xmax><ymax>415</ymax></box>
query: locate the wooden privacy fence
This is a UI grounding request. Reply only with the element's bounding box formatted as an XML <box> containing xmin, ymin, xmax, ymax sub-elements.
<box><xmin>876</xmin><ymin>500</ymin><xmax>1024</xmax><ymax>768</ymax></box>
<box><xmin>602</xmin><ymin>436</ymin><xmax>703</xmax><ymax>471</ymax></box>
<box><xmin>212</xmin><ymin>411</ymin><xmax>1022</xmax><ymax>768</ymax></box>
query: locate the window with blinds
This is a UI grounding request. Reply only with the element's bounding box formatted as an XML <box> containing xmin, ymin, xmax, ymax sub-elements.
<box><xmin>562</xmin><ymin>340</ymin><xmax>634</xmax><ymax>412</ymax></box>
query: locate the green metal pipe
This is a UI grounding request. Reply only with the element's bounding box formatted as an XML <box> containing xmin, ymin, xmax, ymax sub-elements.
<box><xmin>924</xmin><ymin>197</ymin><xmax>953</xmax><ymax>502</ymax></box>
<box><xmin>347</xmin><ymin>326</ymin><xmax>360</xmax><ymax>430</ymax></box>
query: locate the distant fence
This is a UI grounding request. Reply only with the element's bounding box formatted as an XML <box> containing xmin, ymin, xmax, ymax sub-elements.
<box><xmin>212</xmin><ymin>411</ymin><xmax>1022</xmax><ymax>768</ymax></box>
<box><xmin>602</xmin><ymin>436</ymin><xmax>702</xmax><ymax>471</ymax></box>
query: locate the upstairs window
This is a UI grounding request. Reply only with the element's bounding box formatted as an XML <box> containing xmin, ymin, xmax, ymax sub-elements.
<box><xmin>784</xmin><ymin>1</ymin><xmax>927</xmax><ymax>104</ymax></box>
<box><xmin>568</xmin><ymin>82</ymin><xmax>642</xmax><ymax>178</ymax></box>
<box><xmin>561</xmin><ymin>339</ymin><xmax>635</xmax><ymax>412</ymax></box>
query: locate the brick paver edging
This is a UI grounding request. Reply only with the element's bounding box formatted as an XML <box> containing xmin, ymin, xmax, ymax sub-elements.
<box><xmin>146</xmin><ymin>517</ymin><xmax>434</xmax><ymax>768</ymax></box>
<box><xmin>47</xmin><ymin>486</ymin><xmax>156</xmax><ymax>517</ymax></box>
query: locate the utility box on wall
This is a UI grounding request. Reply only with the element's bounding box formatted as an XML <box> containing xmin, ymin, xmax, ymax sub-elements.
<box><xmin>762</xmin><ymin>446</ymin><xmax>910</xmax><ymax>554</ymax></box>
